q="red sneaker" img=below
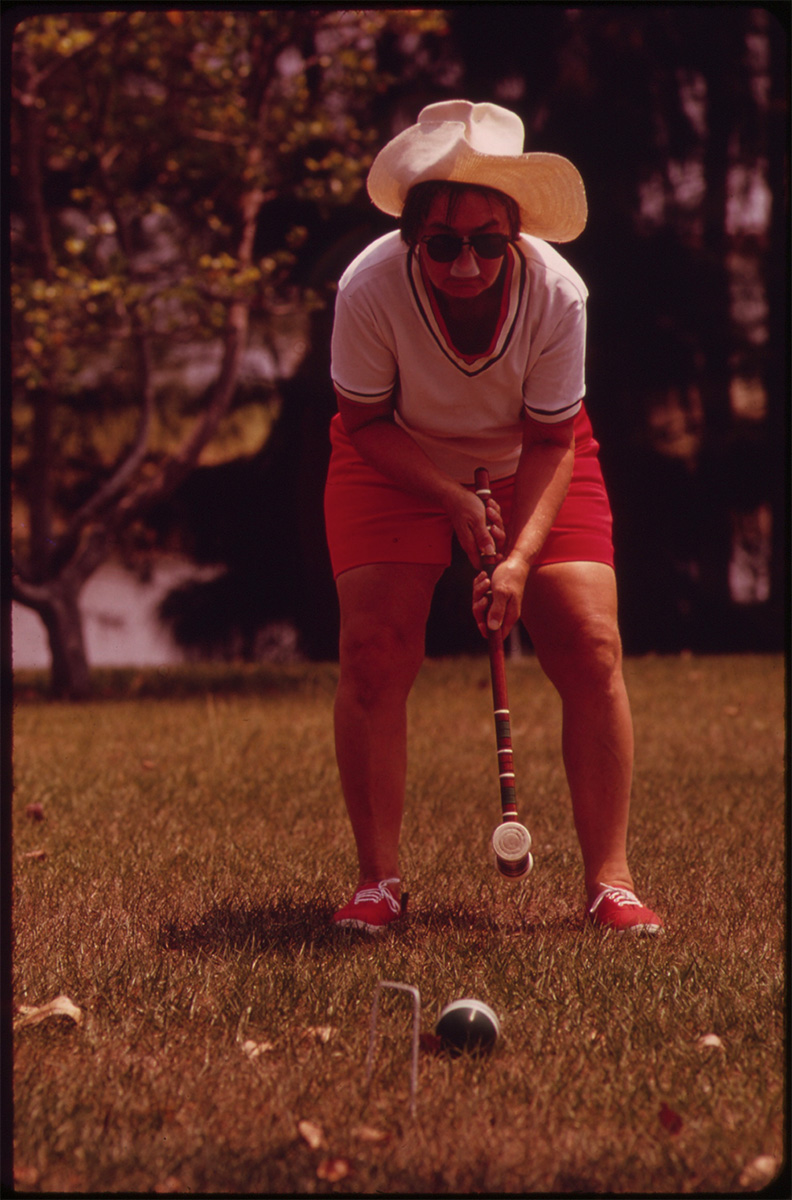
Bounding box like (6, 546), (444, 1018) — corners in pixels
(332, 878), (404, 933)
(587, 885), (663, 934)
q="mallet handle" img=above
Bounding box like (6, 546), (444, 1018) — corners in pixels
(474, 467), (518, 824)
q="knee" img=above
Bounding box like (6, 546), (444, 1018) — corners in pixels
(537, 616), (624, 699)
(339, 619), (424, 705)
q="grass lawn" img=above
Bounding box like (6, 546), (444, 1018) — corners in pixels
(11, 654), (787, 1194)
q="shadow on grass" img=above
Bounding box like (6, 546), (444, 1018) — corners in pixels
(159, 898), (339, 955)
(159, 897), (581, 955)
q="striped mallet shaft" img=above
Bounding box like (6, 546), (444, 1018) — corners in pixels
(474, 467), (518, 823)
(475, 468), (533, 880)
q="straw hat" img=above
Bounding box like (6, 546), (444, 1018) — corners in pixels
(367, 100), (587, 243)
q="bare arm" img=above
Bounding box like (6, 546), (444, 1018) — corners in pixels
(506, 413), (575, 562)
(474, 414), (575, 637)
(338, 394), (501, 565)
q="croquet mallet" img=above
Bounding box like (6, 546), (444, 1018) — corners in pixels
(474, 466), (534, 880)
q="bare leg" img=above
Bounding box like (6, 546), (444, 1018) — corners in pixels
(334, 563), (443, 888)
(522, 562), (635, 904)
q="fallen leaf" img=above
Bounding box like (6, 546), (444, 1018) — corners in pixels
(24, 849), (48, 862)
(13, 1165), (40, 1186)
(303, 1025), (337, 1044)
(298, 1119), (326, 1150)
(317, 1157), (352, 1182)
(241, 1038), (275, 1060)
(697, 1033), (724, 1049)
(154, 1177), (183, 1194)
(295, 1025), (339, 1060)
(352, 1124), (390, 1144)
(14, 995), (82, 1030)
(658, 1102), (683, 1134)
(25, 804), (45, 822)
(739, 1155), (779, 1189)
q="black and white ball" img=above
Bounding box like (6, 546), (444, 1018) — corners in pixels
(435, 998), (500, 1056)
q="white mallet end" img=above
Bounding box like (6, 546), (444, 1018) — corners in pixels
(491, 822), (533, 879)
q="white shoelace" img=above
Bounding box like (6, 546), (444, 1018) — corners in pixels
(589, 885), (641, 915)
(354, 877), (401, 915)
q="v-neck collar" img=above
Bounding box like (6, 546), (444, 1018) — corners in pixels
(407, 244), (527, 377)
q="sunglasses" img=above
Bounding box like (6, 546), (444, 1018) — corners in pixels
(420, 233), (512, 263)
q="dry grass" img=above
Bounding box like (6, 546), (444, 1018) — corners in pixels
(11, 654), (787, 1194)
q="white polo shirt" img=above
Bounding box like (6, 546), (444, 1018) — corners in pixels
(331, 231), (588, 482)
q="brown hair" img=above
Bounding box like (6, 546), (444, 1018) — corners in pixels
(400, 180), (521, 245)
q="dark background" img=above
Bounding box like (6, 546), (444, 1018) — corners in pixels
(153, 6), (787, 662)
(13, 6), (789, 668)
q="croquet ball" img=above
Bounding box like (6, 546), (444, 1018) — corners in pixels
(435, 998), (500, 1056)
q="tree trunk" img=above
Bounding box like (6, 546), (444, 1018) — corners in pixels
(33, 583), (92, 701)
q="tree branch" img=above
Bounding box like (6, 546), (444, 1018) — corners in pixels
(112, 295), (250, 522)
(59, 326), (156, 548)
(82, 123), (273, 533)
(27, 14), (129, 95)
(48, 152), (157, 565)
(11, 570), (54, 614)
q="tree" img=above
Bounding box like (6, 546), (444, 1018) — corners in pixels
(11, 9), (448, 695)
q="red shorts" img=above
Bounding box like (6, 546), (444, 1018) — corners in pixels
(324, 406), (614, 579)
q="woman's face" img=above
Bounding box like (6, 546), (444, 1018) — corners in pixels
(417, 190), (513, 301)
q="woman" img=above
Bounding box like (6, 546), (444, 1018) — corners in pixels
(324, 101), (662, 935)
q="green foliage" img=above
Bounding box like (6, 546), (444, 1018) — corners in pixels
(12, 655), (786, 1193)
(10, 9), (452, 698)
(11, 9), (448, 479)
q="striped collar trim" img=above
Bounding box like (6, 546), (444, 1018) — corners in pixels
(407, 244), (526, 376)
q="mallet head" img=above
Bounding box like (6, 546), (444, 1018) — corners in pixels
(491, 822), (533, 879)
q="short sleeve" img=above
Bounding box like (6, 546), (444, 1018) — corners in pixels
(330, 285), (398, 405)
(522, 299), (586, 424)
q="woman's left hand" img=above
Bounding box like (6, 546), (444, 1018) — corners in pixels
(472, 554), (529, 640)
